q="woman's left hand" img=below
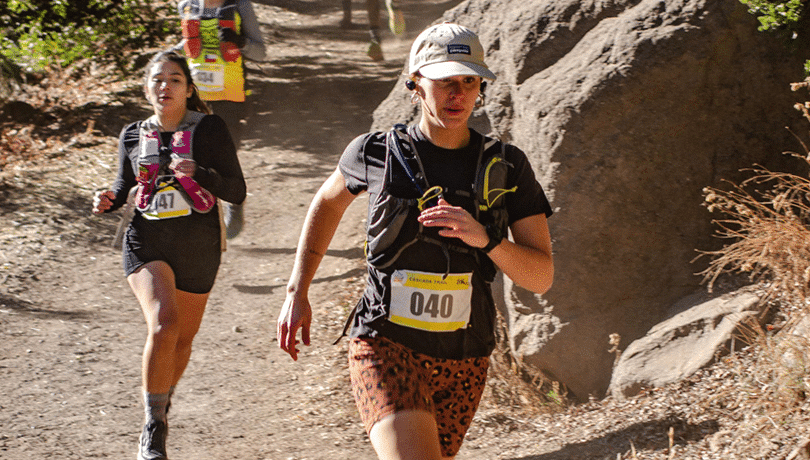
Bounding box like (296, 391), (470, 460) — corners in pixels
(170, 157), (197, 178)
(417, 198), (489, 248)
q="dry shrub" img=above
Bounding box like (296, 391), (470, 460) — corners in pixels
(701, 165), (810, 303)
(735, 315), (810, 402)
(484, 311), (570, 415)
(701, 315), (810, 455)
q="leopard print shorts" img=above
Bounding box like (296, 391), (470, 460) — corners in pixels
(348, 336), (489, 458)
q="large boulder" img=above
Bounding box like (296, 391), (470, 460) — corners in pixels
(371, 0), (810, 400)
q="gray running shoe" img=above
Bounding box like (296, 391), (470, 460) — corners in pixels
(137, 419), (168, 460)
(224, 201), (244, 239)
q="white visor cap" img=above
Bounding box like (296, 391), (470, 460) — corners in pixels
(408, 22), (496, 81)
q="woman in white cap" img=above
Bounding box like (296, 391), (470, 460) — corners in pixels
(277, 22), (553, 459)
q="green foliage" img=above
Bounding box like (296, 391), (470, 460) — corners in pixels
(739, 0), (809, 74)
(545, 390), (563, 405)
(0, 0), (175, 73)
(740, 0), (805, 31)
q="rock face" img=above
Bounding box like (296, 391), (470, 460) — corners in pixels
(608, 286), (763, 400)
(371, 0), (810, 400)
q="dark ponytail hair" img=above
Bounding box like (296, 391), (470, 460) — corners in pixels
(144, 50), (211, 115)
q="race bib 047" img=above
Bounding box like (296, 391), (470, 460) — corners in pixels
(141, 183), (192, 220)
(388, 270), (473, 332)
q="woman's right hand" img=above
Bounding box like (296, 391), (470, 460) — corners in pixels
(92, 190), (116, 215)
(277, 292), (312, 361)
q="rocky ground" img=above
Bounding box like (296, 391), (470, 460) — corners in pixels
(3, 0), (810, 459)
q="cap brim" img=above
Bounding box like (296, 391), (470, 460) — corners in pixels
(418, 61), (497, 81)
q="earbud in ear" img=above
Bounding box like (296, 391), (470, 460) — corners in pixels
(405, 79), (416, 91)
(480, 80), (487, 92)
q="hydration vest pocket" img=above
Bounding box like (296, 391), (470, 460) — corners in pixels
(218, 20), (242, 62)
(365, 192), (421, 268)
(476, 154), (516, 211)
(182, 19), (202, 58)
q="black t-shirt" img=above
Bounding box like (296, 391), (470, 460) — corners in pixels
(339, 126), (552, 359)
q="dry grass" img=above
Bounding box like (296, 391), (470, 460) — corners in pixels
(483, 311), (571, 416)
(700, 161), (810, 303)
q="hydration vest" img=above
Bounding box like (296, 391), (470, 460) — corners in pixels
(181, 0), (246, 102)
(364, 124), (516, 282)
(137, 111), (214, 218)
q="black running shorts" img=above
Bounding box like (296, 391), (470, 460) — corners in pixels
(122, 217), (221, 294)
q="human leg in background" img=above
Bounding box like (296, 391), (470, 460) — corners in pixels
(341, 0), (353, 28)
(363, 0), (404, 60)
(207, 100), (247, 239)
(385, 0), (405, 36)
(128, 261), (209, 460)
(364, 0), (384, 61)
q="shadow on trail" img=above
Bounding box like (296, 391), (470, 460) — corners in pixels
(231, 245), (363, 260)
(253, 0), (336, 16)
(233, 283), (284, 295)
(244, 68), (400, 158)
(0, 294), (90, 320)
(233, 267), (365, 294)
(507, 416), (719, 460)
(245, 159), (335, 184)
(1, 178), (118, 246)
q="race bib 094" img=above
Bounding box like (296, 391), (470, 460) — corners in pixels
(190, 62), (225, 93)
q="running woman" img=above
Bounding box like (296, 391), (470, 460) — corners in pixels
(92, 50), (246, 460)
(277, 23), (554, 459)
(175, 0), (265, 239)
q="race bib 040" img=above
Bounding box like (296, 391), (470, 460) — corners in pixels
(388, 270), (473, 332)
